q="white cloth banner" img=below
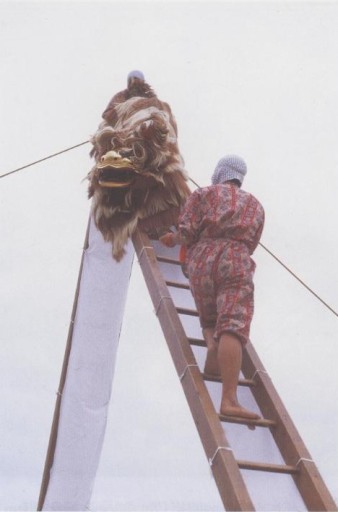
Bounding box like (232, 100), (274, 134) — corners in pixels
(43, 218), (134, 510)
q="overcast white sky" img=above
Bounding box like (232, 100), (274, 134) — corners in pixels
(1, 1), (338, 510)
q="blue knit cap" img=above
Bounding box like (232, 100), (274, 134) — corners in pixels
(127, 70), (145, 81)
(211, 155), (247, 186)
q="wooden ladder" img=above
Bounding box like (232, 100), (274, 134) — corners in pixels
(132, 228), (337, 512)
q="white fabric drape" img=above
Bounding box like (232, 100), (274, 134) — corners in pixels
(43, 218), (134, 510)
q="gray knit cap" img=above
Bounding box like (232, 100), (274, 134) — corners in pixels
(211, 155), (247, 186)
(127, 70), (145, 81)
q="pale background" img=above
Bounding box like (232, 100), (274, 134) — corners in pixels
(0, 0), (337, 510)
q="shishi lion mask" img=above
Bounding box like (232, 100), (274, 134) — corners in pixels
(87, 96), (191, 261)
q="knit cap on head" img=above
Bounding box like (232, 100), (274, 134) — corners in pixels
(127, 70), (145, 81)
(211, 155), (247, 186)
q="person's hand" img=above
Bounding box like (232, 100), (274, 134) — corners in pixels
(159, 232), (176, 247)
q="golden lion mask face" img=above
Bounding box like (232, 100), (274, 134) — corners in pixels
(88, 96), (190, 261)
(96, 151), (139, 189)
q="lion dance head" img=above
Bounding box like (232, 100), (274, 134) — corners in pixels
(87, 95), (191, 261)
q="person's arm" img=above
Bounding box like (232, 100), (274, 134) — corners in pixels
(248, 206), (265, 254)
(160, 189), (203, 247)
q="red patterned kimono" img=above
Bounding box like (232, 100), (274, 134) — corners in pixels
(178, 183), (264, 345)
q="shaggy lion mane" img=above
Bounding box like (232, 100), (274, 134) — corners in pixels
(88, 93), (190, 261)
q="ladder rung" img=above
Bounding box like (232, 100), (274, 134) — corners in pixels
(188, 337), (205, 347)
(220, 414), (276, 429)
(203, 373), (256, 388)
(157, 256), (181, 265)
(165, 280), (190, 290)
(237, 459), (299, 474)
(176, 306), (199, 316)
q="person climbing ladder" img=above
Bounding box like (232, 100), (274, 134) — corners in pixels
(160, 155), (265, 420)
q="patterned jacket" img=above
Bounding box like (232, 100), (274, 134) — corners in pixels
(178, 183), (265, 256)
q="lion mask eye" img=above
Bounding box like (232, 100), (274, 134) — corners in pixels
(119, 149), (134, 159)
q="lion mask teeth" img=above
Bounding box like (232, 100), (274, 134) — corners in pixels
(96, 150), (137, 170)
(96, 150), (140, 189)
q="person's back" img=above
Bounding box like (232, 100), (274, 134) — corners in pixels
(102, 70), (157, 125)
(179, 183), (264, 256)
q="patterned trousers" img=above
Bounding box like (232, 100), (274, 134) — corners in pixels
(186, 239), (256, 345)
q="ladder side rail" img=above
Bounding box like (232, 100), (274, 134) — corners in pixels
(132, 229), (255, 512)
(242, 343), (337, 511)
(142, 245), (338, 511)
